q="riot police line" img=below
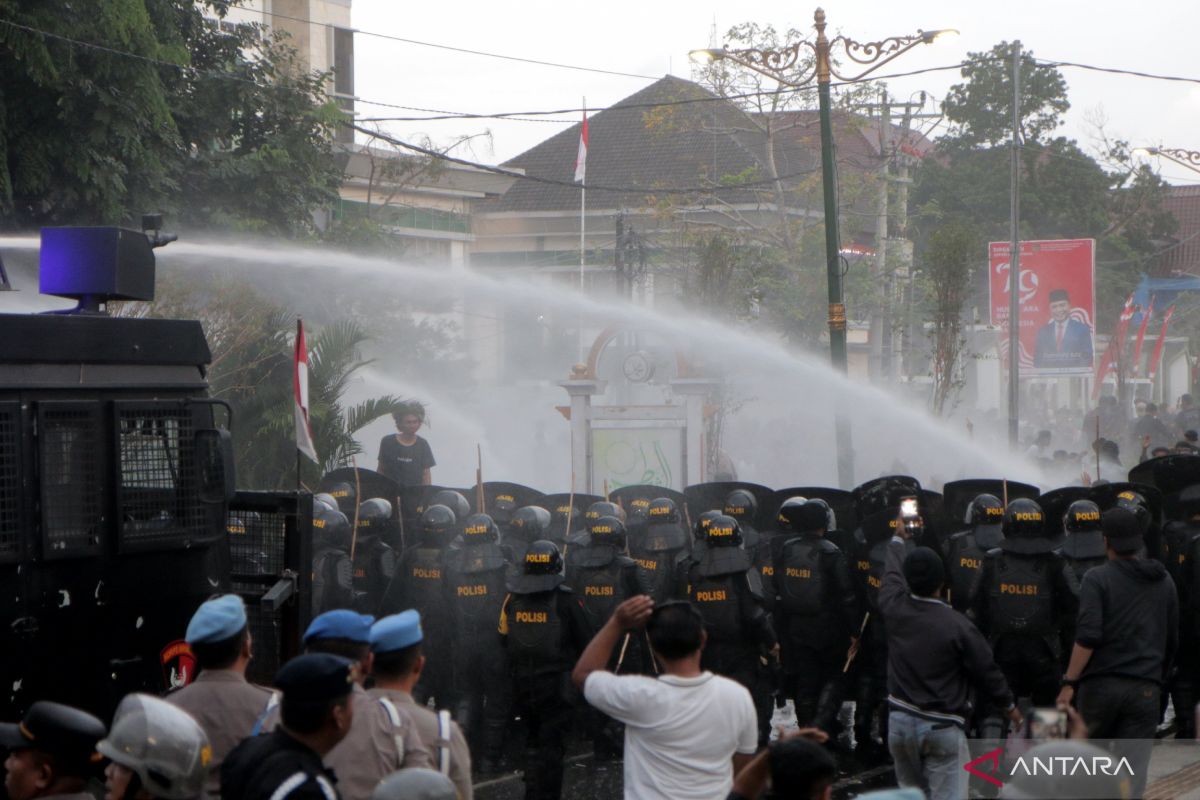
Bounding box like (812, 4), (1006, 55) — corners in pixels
(299, 455), (1200, 783)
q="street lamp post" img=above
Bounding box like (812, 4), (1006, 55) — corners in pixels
(1135, 147), (1200, 176)
(692, 9), (954, 488)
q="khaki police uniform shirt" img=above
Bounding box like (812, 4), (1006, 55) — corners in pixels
(368, 687), (472, 800)
(262, 683), (431, 800)
(165, 668), (272, 800)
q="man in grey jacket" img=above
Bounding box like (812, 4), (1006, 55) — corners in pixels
(882, 516), (1019, 800)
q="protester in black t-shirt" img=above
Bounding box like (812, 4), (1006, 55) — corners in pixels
(377, 403), (435, 488)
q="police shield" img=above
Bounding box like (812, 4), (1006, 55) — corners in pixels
(942, 479), (1040, 533)
(475, 482), (545, 527)
(764, 487), (857, 536)
(1129, 454), (1200, 520)
(852, 475), (921, 521)
(321, 468), (402, 546)
(541, 493), (603, 544)
(684, 482), (773, 526)
(1038, 487), (1093, 537)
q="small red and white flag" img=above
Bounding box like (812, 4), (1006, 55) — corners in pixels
(1148, 305), (1176, 383)
(294, 318), (319, 464)
(573, 111), (588, 183)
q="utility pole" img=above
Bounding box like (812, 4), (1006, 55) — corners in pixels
(868, 87), (890, 384)
(615, 214), (626, 298)
(887, 97), (921, 382)
(1007, 42), (1022, 447)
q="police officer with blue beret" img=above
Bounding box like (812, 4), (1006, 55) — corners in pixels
(368, 611), (473, 800)
(165, 594), (271, 799)
(222, 653), (355, 800)
(1, 701), (107, 800)
(258, 611), (430, 800)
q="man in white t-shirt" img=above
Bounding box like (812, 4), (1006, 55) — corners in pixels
(572, 596), (758, 800)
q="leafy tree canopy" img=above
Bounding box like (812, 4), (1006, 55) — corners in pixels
(0, 0), (342, 235)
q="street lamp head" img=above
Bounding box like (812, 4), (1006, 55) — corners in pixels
(1132, 147), (1159, 157)
(688, 48), (727, 63)
(920, 28), (959, 44)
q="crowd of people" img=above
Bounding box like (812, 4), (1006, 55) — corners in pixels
(6, 461), (1197, 800)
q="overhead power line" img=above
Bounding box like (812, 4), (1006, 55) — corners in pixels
(348, 123), (828, 195)
(252, 8), (657, 80)
(1035, 58), (1200, 85)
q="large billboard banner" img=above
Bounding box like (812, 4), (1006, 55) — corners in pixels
(989, 239), (1096, 376)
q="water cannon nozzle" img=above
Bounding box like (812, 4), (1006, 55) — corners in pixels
(141, 213), (177, 249)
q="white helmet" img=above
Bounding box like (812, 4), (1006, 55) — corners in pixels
(97, 694), (210, 800)
(371, 769), (456, 800)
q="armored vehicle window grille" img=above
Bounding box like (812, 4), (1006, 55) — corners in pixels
(115, 405), (204, 551)
(38, 404), (103, 558)
(0, 403), (20, 562)
(228, 508), (288, 682)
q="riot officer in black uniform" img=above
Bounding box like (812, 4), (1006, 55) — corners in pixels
(686, 514), (778, 746)
(382, 503), (456, 707)
(567, 515), (649, 759)
(1163, 496), (1200, 738)
(851, 510), (903, 756)
(629, 498), (690, 603)
(1057, 500), (1106, 674)
(443, 513), (514, 766)
(312, 505), (355, 615)
(943, 494), (1005, 614)
(774, 500), (859, 732)
(972, 498), (1075, 710)
(507, 505), (552, 565)
(327, 481), (357, 517)
(352, 498), (397, 615)
(498, 541), (591, 800)
(578, 501), (625, 549)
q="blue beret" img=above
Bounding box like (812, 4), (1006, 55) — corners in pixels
(304, 609), (375, 644)
(275, 654), (355, 702)
(370, 610), (423, 653)
(186, 595), (247, 645)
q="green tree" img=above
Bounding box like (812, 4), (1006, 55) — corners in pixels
(118, 274), (408, 489)
(922, 221), (979, 415)
(0, 1), (341, 234)
(912, 43), (1176, 331)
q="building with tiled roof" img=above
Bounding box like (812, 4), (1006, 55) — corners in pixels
(1158, 185), (1200, 277)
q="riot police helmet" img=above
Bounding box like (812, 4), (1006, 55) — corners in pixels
(998, 498), (1060, 555)
(313, 506), (352, 552)
(781, 500), (831, 535)
(522, 539), (564, 575)
(588, 516), (627, 549)
(510, 505), (552, 541)
(807, 498), (837, 532)
(327, 482), (357, 516)
(695, 509), (723, 541)
(419, 504), (457, 545)
(462, 513), (500, 543)
(704, 514), (743, 547)
(357, 498), (393, 530)
(313, 493), (338, 514)
(430, 490), (470, 523)
(1115, 490), (1152, 535)
(643, 498), (688, 551)
(371, 768), (456, 800)
(646, 497), (681, 525)
(1002, 498), (1045, 539)
(96, 694), (209, 800)
(723, 489), (759, 522)
(586, 500), (626, 523)
(775, 496), (808, 532)
(1063, 500), (1102, 535)
(965, 493), (1004, 527)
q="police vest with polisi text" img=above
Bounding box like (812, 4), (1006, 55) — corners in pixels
(775, 536), (828, 616)
(987, 551), (1057, 638)
(505, 589), (568, 673)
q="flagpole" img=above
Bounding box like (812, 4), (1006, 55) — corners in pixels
(580, 98), (587, 360)
(297, 317), (303, 492)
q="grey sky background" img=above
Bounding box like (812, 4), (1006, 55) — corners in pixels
(350, 0), (1200, 185)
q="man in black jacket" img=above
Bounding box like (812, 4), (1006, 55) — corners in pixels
(1057, 507), (1178, 797)
(882, 516), (1019, 800)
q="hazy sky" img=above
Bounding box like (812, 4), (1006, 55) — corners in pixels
(350, 0), (1200, 184)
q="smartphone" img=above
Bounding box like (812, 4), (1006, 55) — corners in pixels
(899, 496), (919, 519)
(1027, 707), (1067, 740)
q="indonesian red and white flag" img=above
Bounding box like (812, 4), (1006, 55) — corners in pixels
(573, 111), (588, 183)
(1130, 299), (1154, 377)
(1093, 293), (1135, 399)
(1148, 305), (1176, 383)
(294, 318), (319, 464)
